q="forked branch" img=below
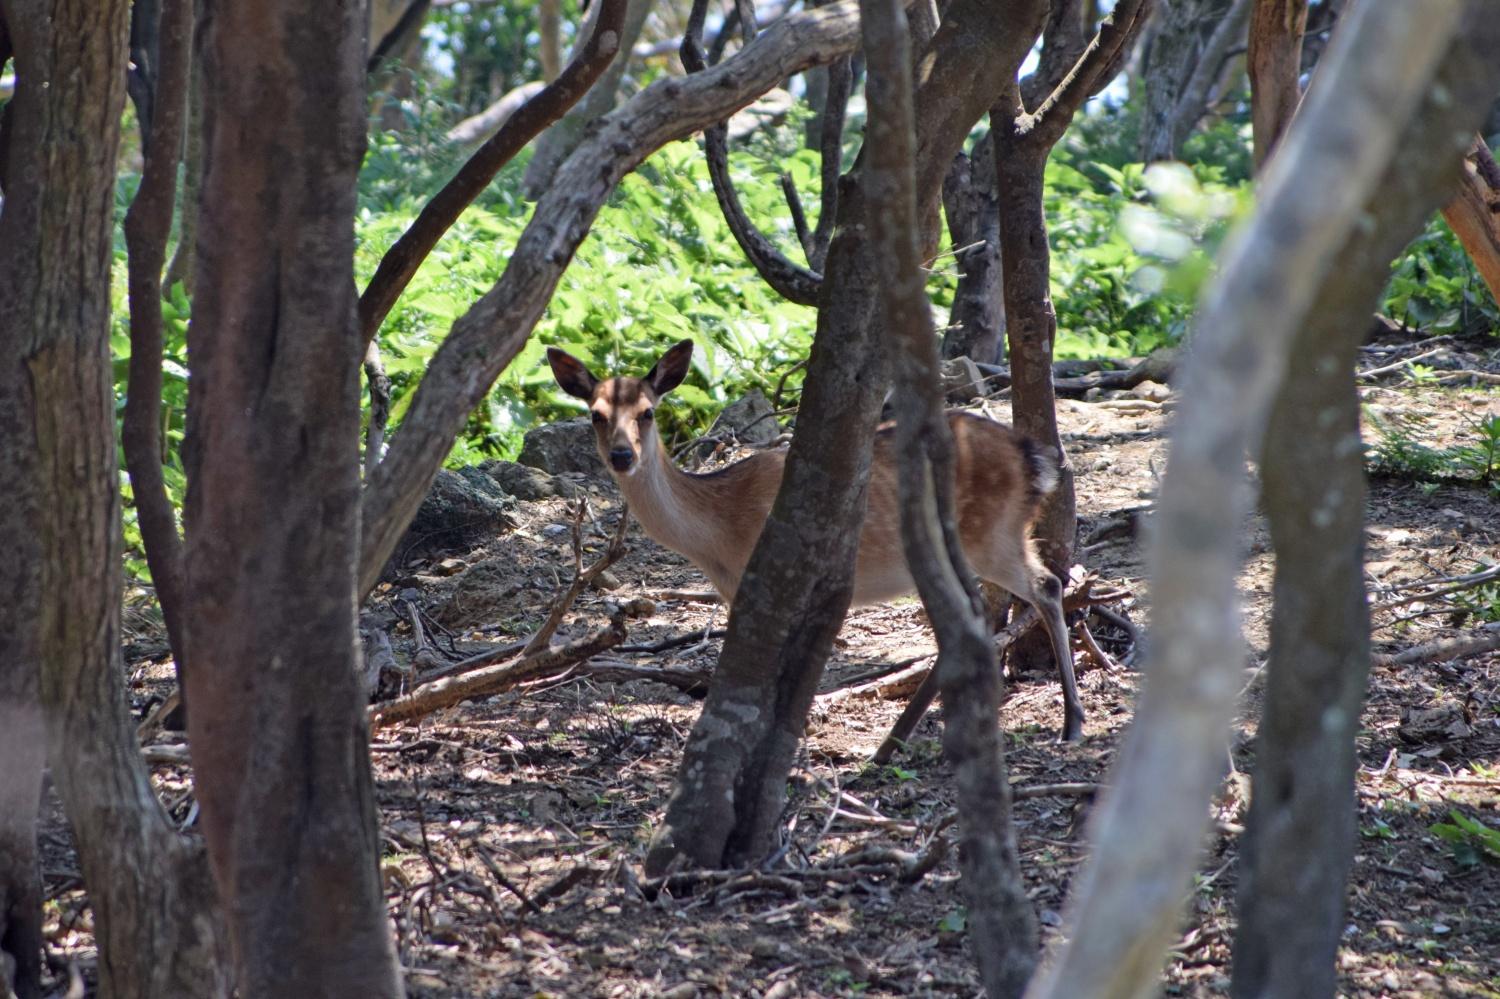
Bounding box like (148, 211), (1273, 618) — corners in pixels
(356, 0), (628, 350)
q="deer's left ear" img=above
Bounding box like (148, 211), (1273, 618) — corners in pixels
(645, 339), (693, 397)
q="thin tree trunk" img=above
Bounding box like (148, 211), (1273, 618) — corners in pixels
(1025, 6), (1483, 997)
(540, 0), (561, 82)
(184, 1), (401, 994)
(1233, 11), (1500, 996)
(643, 0), (1050, 876)
(1439, 137), (1500, 307)
(1247, 0), (1307, 170)
(0, 1), (229, 996)
(862, 1), (1038, 992)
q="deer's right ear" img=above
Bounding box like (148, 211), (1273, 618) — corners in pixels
(548, 348), (598, 401)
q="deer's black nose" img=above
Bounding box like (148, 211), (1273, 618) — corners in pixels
(609, 448), (634, 472)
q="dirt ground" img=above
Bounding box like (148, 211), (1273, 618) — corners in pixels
(38, 334), (1500, 997)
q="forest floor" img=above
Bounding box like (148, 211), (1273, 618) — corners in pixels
(38, 332), (1500, 997)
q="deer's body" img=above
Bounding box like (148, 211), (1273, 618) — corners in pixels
(548, 341), (1083, 740)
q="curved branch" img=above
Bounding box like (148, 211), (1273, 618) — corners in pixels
(444, 81), (546, 146)
(1024, 0), (1151, 146)
(357, 0), (628, 348)
(357, 0), (864, 597)
(122, 0), (193, 666)
(682, 0), (823, 305)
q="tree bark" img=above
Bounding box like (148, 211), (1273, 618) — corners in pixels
(1247, 0), (1307, 170)
(122, 0), (192, 676)
(642, 0), (1051, 877)
(862, 1), (1038, 992)
(0, 1), (229, 996)
(184, 1), (401, 994)
(1139, 0), (1249, 162)
(1233, 12), (1500, 997)
(941, 133), (1005, 365)
(1024, 5), (1484, 997)
(1439, 137), (1500, 308)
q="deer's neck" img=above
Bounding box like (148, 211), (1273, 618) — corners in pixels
(612, 439), (750, 595)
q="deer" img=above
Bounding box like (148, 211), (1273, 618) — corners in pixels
(547, 340), (1084, 741)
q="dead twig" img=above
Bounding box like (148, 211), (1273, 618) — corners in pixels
(522, 503), (631, 655)
(618, 628), (729, 653)
(1370, 562), (1500, 612)
(473, 842), (544, 917)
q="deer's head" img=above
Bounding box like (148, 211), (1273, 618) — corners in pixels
(547, 340), (693, 476)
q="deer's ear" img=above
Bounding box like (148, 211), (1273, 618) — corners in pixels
(548, 348), (599, 401)
(645, 340), (693, 397)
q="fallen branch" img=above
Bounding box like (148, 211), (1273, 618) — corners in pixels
(1373, 622), (1500, 667)
(1370, 563), (1500, 613)
(369, 599), (654, 729)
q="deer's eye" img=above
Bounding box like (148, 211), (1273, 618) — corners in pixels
(639, 408), (655, 423)
(590, 411), (606, 425)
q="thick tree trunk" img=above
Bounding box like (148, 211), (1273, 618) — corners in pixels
(644, 0), (1051, 875)
(1140, 0), (1249, 162)
(862, 2), (1038, 992)
(1439, 137), (1500, 307)
(1247, 0), (1307, 170)
(942, 134), (1005, 365)
(184, 1), (402, 995)
(1233, 13), (1500, 997)
(0, 2), (229, 996)
(1025, 6), (1487, 997)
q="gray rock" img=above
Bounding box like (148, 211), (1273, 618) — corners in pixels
(517, 417), (605, 477)
(391, 466), (516, 571)
(694, 390), (780, 461)
(482, 459), (580, 500)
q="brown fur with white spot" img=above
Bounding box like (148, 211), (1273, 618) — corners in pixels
(547, 340), (1082, 740)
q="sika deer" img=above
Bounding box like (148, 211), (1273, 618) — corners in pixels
(547, 340), (1083, 740)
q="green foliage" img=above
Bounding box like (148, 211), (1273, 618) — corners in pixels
(1367, 411), (1500, 494)
(1430, 810), (1500, 867)
(1385, 216), (1500, 336)
(420, 0), (581, 117)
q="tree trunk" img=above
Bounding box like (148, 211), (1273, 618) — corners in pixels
(1024, 6), (1486, 997)
(183, 1), (402, 994)
(0, 1), (229, 996)
(1139, 0), (1249, 162)
(1233, 12), (1500, 997)
(942, 133), (1006, 365)
(520, 0), (654, 197)
(1439, 137), (1500, 307)
(1247, 0), (1307, 170)
(994, 135), (1075, 577)
(643, 0), (1051, 876)
(862, 2), (1038, 991)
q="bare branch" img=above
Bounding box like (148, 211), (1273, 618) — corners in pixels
(521, 504), (631, 655)
(357, 0), (628, 349)
(444, 81), (546, 146)
(121, 0), (193, 666)
(683, 0), (823, 304)
(1024, 0), (1152, 146)
(357, 0), (864, 598)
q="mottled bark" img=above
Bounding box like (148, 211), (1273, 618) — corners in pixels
(862, 1), (1038, 992)
(184, 0), (401, 994)
(1025, 6), (1479, 998)
(1233, 12), (1500, 997)
(0, 1), (228, 996)
(122, 0), (192, 673)
(357, 2), (868, 600)
(941, 133), (1005, 365)
(1440, 137), (1500, 307)
(520, 0), (654, 197)
(1139, 0), (1249, 162)
(643, 0), (1051, 876)
(1247, 0), (1307, 170)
